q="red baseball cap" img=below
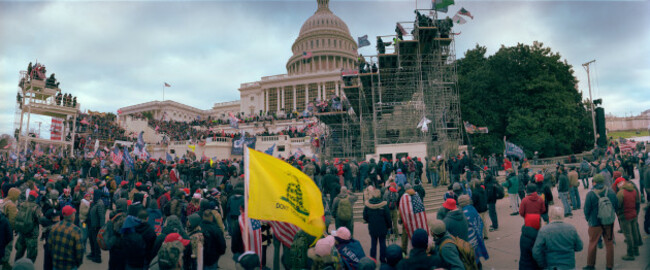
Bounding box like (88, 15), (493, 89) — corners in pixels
(442, 198), (457, 210)
(62, 205), (76, 217)
(164, 232), (190, 246)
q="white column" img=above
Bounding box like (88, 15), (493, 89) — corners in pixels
(276, 88), (281, 112)
(317, 83), (322, 101)
(326, 56), (330, 71)
(335, 81), (340, 96)
(291, 85), (298, 111)
(305, 84), (309, 107)
(281, 88), (285, 111)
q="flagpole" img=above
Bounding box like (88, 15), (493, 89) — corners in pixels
(162, 84), (165, 101)
(243, 146), (251, 253)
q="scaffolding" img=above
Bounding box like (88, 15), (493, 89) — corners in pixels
(14, 63), (79, 159)
(316, 9), (462, 160)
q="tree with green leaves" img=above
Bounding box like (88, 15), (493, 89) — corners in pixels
(457, 41), (594, 158)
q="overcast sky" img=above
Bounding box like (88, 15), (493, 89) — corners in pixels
(1, 0), (648, 136)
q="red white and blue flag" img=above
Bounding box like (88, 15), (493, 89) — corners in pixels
(239, 214), (263, 264)
(399, 193), (429, 239)
(268, 221), (300, 248)
(111, 147), (123, 165)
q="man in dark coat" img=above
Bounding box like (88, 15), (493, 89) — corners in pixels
(470, 180), (489, 238)
(200, 209), (226, 269)
(363, 189), (392, 263)
(87, 189), (105, 263)
(519, 214), (542, 270)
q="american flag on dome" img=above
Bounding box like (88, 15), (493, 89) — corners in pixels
(302, 51), (313, 59)
(268, 221), (300, 248)
(399, 192), (429, 239)
(239, 214), (263, 264)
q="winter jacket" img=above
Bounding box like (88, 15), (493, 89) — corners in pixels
(396, 248), (434, 270)
(121, 216), (157, 268)
(519, 193), (546, 218)
(519, 225), (541, 270)
(332, 192), (358, 220)
(471, 187), (488, 213)
(3, 188), (19, 228)
(557, 173), (569, 192)
(395, 172), (407, 187)
(584, 185), (619, 227)
(200, 216), (226, 267)
(225, 194), (244, 219)
(502, 174), (519, 194)
(413, 184), (425, 200)
(568, 171), (579, 187)
(88, 200), (106, 229)
(0, 212), (12, 255)
(363, 197), (392, 237)
(532, 221), (583, 269)
(616, 182), (640, 221)
(443, 209), (469, 241)
(484, 179), (499, 204)
(433, 232), (465, 270)
(335, 238), (366, 270)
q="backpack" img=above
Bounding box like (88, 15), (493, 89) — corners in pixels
(441, 236), (478, 270)
(595, 189), (616, 225)
(387, 191), (399, 210)
(97, 212), (126, 250)
(169, 199), (182, 218)
(157, 241), (184, 269)
(495, 183), (505, 200)
(336, 197), (353, 222)
(14, 203), (37, 234)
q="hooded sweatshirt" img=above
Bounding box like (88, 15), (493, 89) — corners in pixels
(443, 209), (469, 241)
(519, 192), (546, 218)
(152, 215), (187, 257)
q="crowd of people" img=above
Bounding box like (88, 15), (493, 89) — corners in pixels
(73, 113), (131, 146)
(0, 137), (648, 270)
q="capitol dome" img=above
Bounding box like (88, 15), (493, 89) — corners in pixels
(286, 0), (358, 75)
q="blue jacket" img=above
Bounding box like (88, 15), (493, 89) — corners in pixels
(336, 238), (366, 270)
(532, 221), (583, 269)
(395, 171), (407, 187)
(584, 185), (619, 227)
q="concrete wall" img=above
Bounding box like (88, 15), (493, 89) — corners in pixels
(606, 116), (650, 131)
(368, 142), (428, 161)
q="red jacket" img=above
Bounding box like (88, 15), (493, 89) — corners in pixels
(519, 193), (546, 218)
(616, 182), (639, 221)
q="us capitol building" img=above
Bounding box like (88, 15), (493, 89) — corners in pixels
(119, 0), (357, 125)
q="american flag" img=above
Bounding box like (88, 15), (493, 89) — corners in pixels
(268, 221), (300, 248)
(111, 147), (123, 165)
(239, 215), (263, 264)
(399, 193), (429, 240)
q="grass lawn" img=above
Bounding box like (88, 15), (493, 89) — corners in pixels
(608, 129), (650, 139)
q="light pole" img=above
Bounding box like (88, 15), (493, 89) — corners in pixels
(583, 60), (597, 148)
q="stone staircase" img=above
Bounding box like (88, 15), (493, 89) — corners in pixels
(351, 184), (449, 223)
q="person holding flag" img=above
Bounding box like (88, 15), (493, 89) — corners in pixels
(398, 183), (429, 253)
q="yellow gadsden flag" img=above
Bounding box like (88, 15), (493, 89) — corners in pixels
(246, 147), (325, 237)
(188, 145), (196, 152)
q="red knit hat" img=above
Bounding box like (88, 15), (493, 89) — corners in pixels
(535, 174), (544, 183)
(614, 177), (626, 188)
(524, 214), (541, 230)
(442, 198), (457, 210)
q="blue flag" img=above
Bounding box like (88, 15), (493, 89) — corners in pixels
(123, 146), (135, 170)
(505, 141), (525, 160)
(166, 152), (173, 163)
(358, 35), (370, 48)
(264, 143), (276, 155)
(137, 131), (145, 150)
